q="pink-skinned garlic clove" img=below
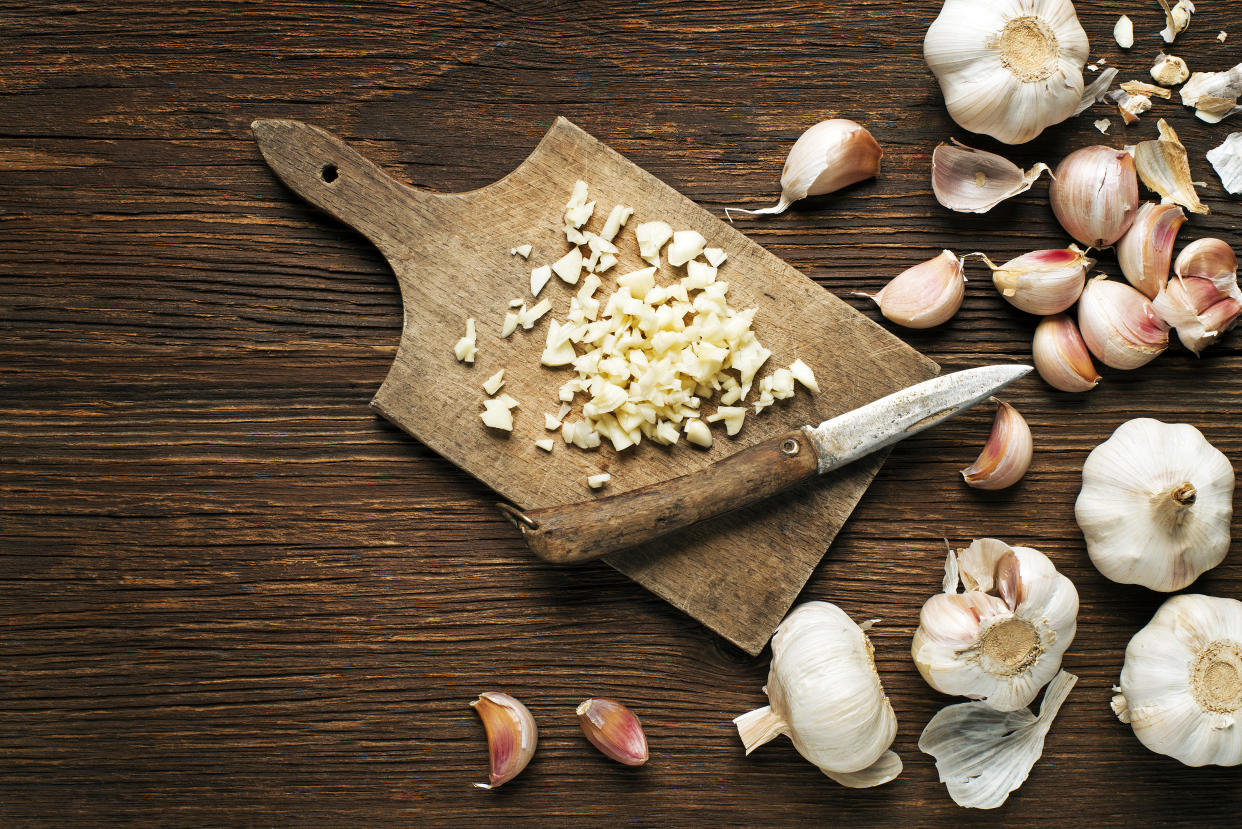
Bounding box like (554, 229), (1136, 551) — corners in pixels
(1153, 276), (1242, 355)
(577, 697), (649, 767)
(1049, 146), (1140, 248)
(1032, 314), (1101, 393)
(1077, 277), (1169, 370)
(962, 401), (1033, 491)
(931, 140), (1051, 214)
(862, 250), (966, 329)
(471, 692), (538, 789)
(1115, 202), (1186, 299)
(986, 246), (1092, 315)
(1175, 238), (1240, 291)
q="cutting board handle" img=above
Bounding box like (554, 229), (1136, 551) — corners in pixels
(252, 119), (440, 260)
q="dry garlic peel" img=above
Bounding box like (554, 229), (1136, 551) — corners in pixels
(931, 140), (1051, 214)
(727, 119), (882, 218)
(1077, 277), (1168, 370)
(912, 539), (1079, 711)
(1032, 313), (1100, 393)
(1076, 418), (1234, 592)
(1116, 202), (1186, 299)
(1113, 594), (1242, 767)
(1158, 0), (1195, 44)
(923, 0), (1089, 145)
(1134, 120), (1209, 216)
(920, 670), (1077, 809)
(734, 602), (901, 788)
(986, 247), (1090, 315)
(470, 692), (538, 789)
(865, 250), (966, 329)
(1049, 146), (1139, 248)
(1180, 63), (1242, 124)
(1207, 132), (1242, 194)
(1074, 67), (1119, 116)
(962, 401), (1033, 490)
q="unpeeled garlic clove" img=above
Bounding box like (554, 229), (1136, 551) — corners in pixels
(1153, 277), (1242, 354)
(1115, 203), (1186, 299)
(577, 697), (649, 767)
(726, 119), (881, 219)
(962, 401), (1032, 490)
(471, 692), (538, 789)
(1114, 15), (1134, 49)
(1175, 237), (1239, 290)
(1077, 276), (1169, 370)
(1134, 120), (1209, 216)
(1049, 146), (1139, 248)
(985, 247), (1091, 315)
(1032, 313), (1101, 393)
(931, 140), (1050, 214)
(863, 250), (965, 329)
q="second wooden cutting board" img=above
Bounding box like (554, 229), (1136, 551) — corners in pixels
(252, 117), (938, 654)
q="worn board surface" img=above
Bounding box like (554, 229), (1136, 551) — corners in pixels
(6, 0), (1242, 826)
(255, 117), (936, 654)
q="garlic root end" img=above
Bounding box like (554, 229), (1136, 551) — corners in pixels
(733, 704), (786, 755)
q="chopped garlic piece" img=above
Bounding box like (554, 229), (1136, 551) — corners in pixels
(768, 368), (796, 400)
(586, 472), (611, 489)
(1094, 118), (1112, 134)
(541, 320), (578, 367)
(707, 406), (746, 436)
(564, 181), (595, 229)
(501, 312), (520, 338)
(480, 398), (514, 431)
(531, 265), (552, 297)
(600, 204), (634, 241)
(683, 260), (717, 290)
(684, 418), (712, 448)
(1220, 31), (1228, 43)
(596, 253), (618, 273)
(482, 369), (505, 395)
(703, 247), (727, 268)
(535, 438), (555, 452)
(586, 233), (619, 257)
(520, 298), (552, 330)
(789, 359), (819, 393)
(552, 247), (583, 285)
(564, 226), (587, 246)
(544, 412), (563, 430)
(616, 266), (657, 299)
(508, 298), (525, 308)
(635, 221), (673, 266)
(454, 318), (477, 363)
(667, 230), (707, 267)
(510, 244), (532, 259)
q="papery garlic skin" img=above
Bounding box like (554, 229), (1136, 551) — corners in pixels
(734, 602), (901, 788)
(1114, 594), (1242, 767)
(1134, 120), (1209, 216)
(471, 692), (538, 789)
(924, 0), (1089, 145)
(1049, 146), (1139, 248)
(1076, 419), (1234, 592)
(727, 120), (881, 218)
(1032, 313), (1100, 392)
(1207, 132), (1242, 195)
(987, 247), (1090, 315)
(962, 401), (1032, 490)
(866, 250), (965, 329)
(1077, 277), (1168, 370)
(913, 540), (1079, 711)
(1115, 202), (1186, 299)
(931, 140), (1051, 213)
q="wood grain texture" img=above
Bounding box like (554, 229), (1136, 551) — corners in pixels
(4, 0), (1242, 826)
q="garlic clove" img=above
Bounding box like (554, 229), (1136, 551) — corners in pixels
(986, 246), (1091, 315)
(1076, 418), (1235, 592)
(864, 250), (965, 329)
(1077, 276), (1168, 370)
(919, 670), (1077, 809)
(1158, 0), (1195, 44)
(1133, 120), (1210, 216)
(1109, 88), (1152, 125)
(1049, 146), (1140, 248)
(1113, 15), (1134, 49)
(1175, 237), (1239, 291)
(962, 401), (1033, 491)
(726, 119), (881, 219)
(470, 691), (538, 789)
(1207, 132), (1242, 195)
(1032, 313), (1101, 393)
(1115, 202), (1186, 299)
(1151, 52), (1190, 86)
(576, 697), (649, 767)
(931, 140), (1050, 214)
(1153, 276), (1242, 355)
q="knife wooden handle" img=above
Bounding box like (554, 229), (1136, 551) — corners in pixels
(501, 429), (819, 565)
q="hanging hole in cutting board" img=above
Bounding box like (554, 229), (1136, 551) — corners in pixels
(320, 163), (338, 183)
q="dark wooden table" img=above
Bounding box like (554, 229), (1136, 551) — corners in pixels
(5, 1), (1242, 825)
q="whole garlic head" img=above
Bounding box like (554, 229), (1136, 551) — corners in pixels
(733, 602), (901, 788)
(1113, 594), (1242, 767)
(1076, 419), (1234, 592)
(913, 539), (1079, 711)
(924, 0), (1089, 144)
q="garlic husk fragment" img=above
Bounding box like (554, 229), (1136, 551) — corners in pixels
(1076, 418), (1234, 592)
(864, 250), (966, 329)
(912, 540), (1079, 711)
(920, 670), (1077, 809)
(931, 140), (1050, 213)
(471, 692), (538, 789)
(1077, 277), (1168, 370)
(1113, 594), (1242, 767)
(1180, 63), (1242, 124)
(1151, 53), (1190, 86)
(962, 401), (1032, 490)
(1134, 120), (1209, 215)
(734, 601), (901, 788)
(1033, 313), (1100, 392)
(986, 246), (1091, 314)
(1158, 0), (1195, 44)
(1115, 202), (1186, 299)
(1049, 146), (1139, 248)
(1073, 67), (1120, 116)
(1113, 15), (1133, 49)
(1207, 132), (1242, 194)
(726, 119), (881, 219)
(1109, 88), (1152, 125)
(923, 0), (1089, 145)
(577, 698), (649, 767)
(1152, 238), (1242, 354)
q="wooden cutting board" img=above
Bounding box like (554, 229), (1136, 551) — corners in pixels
(252, 117), (938, 654)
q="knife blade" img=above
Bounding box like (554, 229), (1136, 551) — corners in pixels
(499, 363), (1031, 565)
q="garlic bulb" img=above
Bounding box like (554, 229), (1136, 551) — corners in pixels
(1115, 202), (1186, 299)
(1076, 418), (1234, 592)
(863, 250), (966, 329)
(1032, 313), (1100, 392)
(920, 670), (1077, 809)
(1077, 277), (1168, 370)
(1049, 146), (1139, 248)
(727, 120), (882, 219)
(912, 539), (1079, 711)
(962, 401), (1033, 490)
(1113, 594), (1242, 767)
(734, 601), (901, 788)
(931, 140), (1050, 213)
(924, 0), (1089, 145)
(985, 246), (1091, 315)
